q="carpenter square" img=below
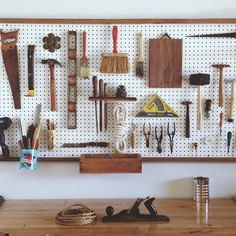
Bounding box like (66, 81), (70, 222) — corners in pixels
(136, 94), (178, 117)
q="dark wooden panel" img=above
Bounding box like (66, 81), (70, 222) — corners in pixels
(149, 38), (182, 88)
(89, 96), (137, 102)
(80, 154), (142, 173)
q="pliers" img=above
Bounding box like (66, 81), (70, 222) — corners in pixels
(143, 123), (151, 148)
(155, 126), (163, 154)
(167, 122), (176, 154)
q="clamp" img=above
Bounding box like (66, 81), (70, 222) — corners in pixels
(167, 122), (176, 154)
(143, 123), (152, 148)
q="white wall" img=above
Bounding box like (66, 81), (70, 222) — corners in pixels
(1, 0), (236, 199)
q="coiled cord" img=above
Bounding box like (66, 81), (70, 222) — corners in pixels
(113, 105), (128, 153)
(55, 204), (96, 226)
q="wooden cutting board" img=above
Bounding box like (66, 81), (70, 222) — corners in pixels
(149, 38), (182, 88)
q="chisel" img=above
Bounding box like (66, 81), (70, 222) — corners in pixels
(26, 45), (35, 96)
(104, 83), (108, 131)
(92, 76), (98, 134)
(99, 79), (104, 132)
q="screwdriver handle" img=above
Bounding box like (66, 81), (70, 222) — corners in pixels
(99, 79), (104, 97)
(220, 112), (224, 135)
(92, 76), (98, 97)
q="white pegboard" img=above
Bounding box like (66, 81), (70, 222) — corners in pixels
(0, 23), (235, 158)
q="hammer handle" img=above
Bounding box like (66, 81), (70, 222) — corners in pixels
(197, 87), (202, 130)
(219, 68), (225, 108)
(186, 105), (190, 138)
(49, 66), (57, 111)
(228, 80), (235, 122)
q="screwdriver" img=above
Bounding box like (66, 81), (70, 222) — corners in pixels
(219, 112), (224, 136)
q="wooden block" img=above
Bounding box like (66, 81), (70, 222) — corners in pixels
(149, 38), (182, 88)
(80, 154), (142, 174)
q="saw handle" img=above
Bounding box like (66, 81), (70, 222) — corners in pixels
(49, 65), (57, 112)
(112, 26), (118, 53)
(0, 29), (19, 49)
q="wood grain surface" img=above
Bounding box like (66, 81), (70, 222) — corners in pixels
(80, 154), (142, 173)
(149, 38), (182, 88)
(1, 199), (236, 236)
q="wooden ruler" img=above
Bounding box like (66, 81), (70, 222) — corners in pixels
(67, 31), (77, 129)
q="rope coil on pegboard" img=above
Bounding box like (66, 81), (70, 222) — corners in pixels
(55, 204), (96, 226)
(113, 105), (128, 153)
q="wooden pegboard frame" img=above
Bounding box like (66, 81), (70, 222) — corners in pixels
(0, 18), (236, 162)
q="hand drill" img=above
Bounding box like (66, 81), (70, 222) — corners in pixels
(0, 117), (12, 158)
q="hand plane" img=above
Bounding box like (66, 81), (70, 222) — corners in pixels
(0, 29), (21, 109)
(102, 197), (169, 222)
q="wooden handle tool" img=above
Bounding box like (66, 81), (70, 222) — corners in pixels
(104, 83), (108, 131)
(219, 112), (224, 136)
(212, 64), (230, 108)
(92, 76), (98, 134)
(99, 79), (104, 132)
(228, 80), (235, 122)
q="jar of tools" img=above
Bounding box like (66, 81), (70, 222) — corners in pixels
(19, 149), (38, 170)
(47, 119), (55, 151)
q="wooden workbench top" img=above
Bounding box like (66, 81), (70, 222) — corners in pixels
(1, 198), (236, 236)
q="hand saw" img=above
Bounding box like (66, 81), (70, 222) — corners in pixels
(0, 29), (21, 109)
(136, 94), (179, 117)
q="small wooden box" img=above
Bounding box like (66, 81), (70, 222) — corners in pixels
(80, 153), (142, 174)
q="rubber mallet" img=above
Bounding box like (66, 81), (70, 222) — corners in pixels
(189, 73), (210, 130)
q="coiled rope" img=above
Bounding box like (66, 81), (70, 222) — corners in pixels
(113, 105), (128, 153)
(55, 204), (96, 226)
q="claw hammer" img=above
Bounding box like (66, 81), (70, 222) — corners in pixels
(42, 59), (62, 111)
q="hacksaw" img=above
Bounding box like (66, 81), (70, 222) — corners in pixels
(136, 94), (179, 117)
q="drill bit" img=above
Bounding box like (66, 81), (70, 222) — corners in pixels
(92, 76), (98, 134)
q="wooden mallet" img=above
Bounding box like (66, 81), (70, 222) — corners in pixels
(212, 64), (230, 108)
(189, 73), (210, 130)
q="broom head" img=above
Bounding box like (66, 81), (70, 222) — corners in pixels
(100, 53), (130, 74)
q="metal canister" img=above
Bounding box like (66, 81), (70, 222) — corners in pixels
(193, 176), (209, 202)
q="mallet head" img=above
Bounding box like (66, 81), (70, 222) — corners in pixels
(189, 73), (210, 86)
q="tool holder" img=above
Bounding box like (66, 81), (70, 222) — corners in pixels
(0, 18), (235, 162)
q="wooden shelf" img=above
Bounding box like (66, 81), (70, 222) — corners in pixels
(80, 154), (142, 173)
(1, 157), (236, 163)
(89, 96), (137, 102)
